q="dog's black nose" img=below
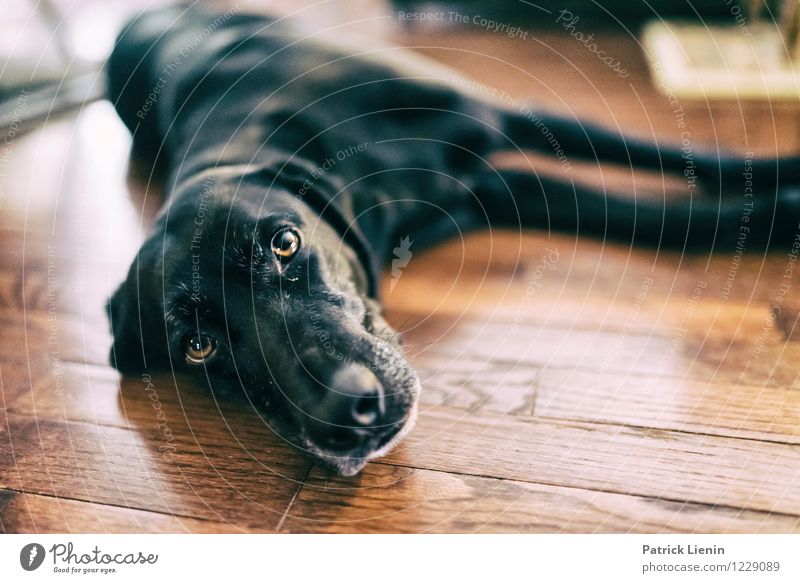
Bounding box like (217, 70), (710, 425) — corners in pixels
(324, 364), (386, 426)
(307, 364), (386, 451)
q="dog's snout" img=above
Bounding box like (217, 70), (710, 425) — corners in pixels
(324, 364), (385, 427)
(306, 364), (388, 451)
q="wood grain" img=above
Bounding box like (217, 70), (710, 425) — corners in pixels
(0, 311), (110, 368)
(281, 463), (800, 533)
(0, 412), (308, 531)
(386, 231), (800, 309)
(394, 306), (800, 389)
(381, 407), (800, 515)
(535, 368), (800, 445)
(0, 489), (251, 533)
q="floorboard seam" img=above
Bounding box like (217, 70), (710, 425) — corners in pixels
(372, 461), (800, 520)
(276, 464), (314, 532)
(0, 487), (254, 530)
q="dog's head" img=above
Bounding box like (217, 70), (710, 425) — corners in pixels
(107, 165), (419, 475)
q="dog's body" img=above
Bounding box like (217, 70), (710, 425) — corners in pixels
(107, 5), (800, 475)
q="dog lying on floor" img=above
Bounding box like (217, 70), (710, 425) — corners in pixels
(106, 5), (800, 475)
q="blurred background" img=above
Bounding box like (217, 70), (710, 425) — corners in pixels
(2, 0), (799, 133)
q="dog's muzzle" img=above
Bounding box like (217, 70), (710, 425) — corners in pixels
(304, 363), (404, 454)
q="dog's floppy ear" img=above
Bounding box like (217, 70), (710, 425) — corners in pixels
(106, 237), (168, 375)
(106, 279), (150, 374)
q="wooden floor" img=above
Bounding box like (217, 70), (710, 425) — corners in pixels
(2, 17), (800, 533)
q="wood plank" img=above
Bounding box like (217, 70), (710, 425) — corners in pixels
(396, 309), (800, 388)
(0, 267), (122, 318)
(1, 360), (67, 410)
(535, 368), (800, 445)
(415, 357), (537, 415)
(379, 406), (800, 515)
(385, 231), (799, 315)
(0, 490), (251, 533)
(0, 412), (309, 531)
(383, 231), (800, 390)
(6, 362), (278, 434)
(5, 362), (129, 427)
(0, 489), (12, 533)
(281, 463), (800, 533)
(0, 220), (142, 267)
(0, 310), (110, 368)
(410, 346), (800, 445)
(388, 280), (774, 344)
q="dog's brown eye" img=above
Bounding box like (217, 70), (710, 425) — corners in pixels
(185, 333), (216, 364)
(271, 228), (300, 261)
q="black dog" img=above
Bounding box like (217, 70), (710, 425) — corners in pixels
(106, 5), (800, 475)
